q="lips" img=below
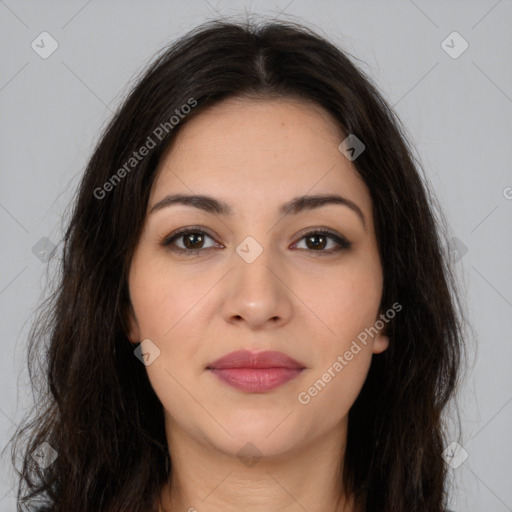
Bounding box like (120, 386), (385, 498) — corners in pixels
(206, 350), (306, 393)
(207, 350), (305, 370)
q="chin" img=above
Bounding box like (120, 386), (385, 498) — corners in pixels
(213, 431), (302, 463)
(204, 410), (306, 459)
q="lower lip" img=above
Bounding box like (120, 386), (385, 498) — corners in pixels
(208, 368), (304, 392)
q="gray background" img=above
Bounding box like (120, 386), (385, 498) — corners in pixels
(1, 1), (511, 510)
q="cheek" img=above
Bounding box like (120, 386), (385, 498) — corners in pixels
(143, 355), (209, 442)
(288, 258), (381, 421)
(129, 259), (210, 430)
(128, 247), (215, 342)
(296, 346), (372, 432)
(128, 249), (215, 418)
(293, 254), (383, 353)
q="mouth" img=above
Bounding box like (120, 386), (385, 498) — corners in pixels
(206, 350), (306, 393)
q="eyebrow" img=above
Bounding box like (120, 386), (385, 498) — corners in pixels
(150, 193), (366, 229)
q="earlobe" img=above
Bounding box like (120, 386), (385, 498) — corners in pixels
(372, 333), (389, 354)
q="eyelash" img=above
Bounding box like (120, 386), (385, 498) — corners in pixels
(160, 226), (352, 257)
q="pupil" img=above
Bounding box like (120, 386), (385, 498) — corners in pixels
(185, 233), (203, 249)
(307, 234), (325, 250)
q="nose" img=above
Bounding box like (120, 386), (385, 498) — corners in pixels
(220, 242), (293, 331)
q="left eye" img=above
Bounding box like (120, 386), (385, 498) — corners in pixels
(293, 230), (350, 253)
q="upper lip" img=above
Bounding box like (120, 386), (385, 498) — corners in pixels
(206, 350), (306, 370)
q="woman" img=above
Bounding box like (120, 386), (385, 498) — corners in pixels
(11, 17), (465, 512)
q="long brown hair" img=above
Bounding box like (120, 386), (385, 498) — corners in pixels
(10, 18), (467, 512)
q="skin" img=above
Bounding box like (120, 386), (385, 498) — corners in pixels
(126, 97), (389, 512)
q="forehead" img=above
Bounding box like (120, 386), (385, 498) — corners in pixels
(151, 97), (372, 221)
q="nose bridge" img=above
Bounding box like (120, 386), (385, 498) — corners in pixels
(235, 235), (277, 287)
(221, 233), (292, 328)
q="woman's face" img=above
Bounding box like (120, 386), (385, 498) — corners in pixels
(127, 97), (388, 459)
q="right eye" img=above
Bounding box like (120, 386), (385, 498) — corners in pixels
(160, 227), (222, 256)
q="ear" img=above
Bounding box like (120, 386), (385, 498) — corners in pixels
(124, 302), (141, 344)
(372, 332), (389, 354)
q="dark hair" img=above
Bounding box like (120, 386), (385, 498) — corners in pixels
(10, 17), (467, 512)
